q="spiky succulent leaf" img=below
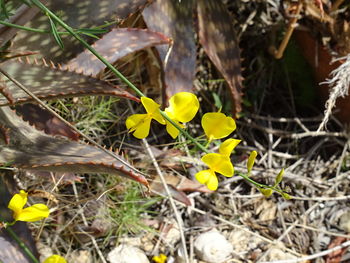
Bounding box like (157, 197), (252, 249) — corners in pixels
(0, 58), (139, 106)
(0, 106), (148, 186)
(65, 28), (170, 76)
(11, 0), (151, 63)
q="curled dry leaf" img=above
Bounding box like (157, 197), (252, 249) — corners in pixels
(143, 0), (196, 99)
(197, 0), (243, 116)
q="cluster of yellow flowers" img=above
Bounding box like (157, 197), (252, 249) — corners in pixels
(126, 92), (249, 191)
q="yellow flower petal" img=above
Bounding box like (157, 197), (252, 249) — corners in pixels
(206, 172), (218, 190)
(201, 153), (234, 177)
(126, 114), (146, 132)
(126, 114), (152, 139)
(247, 151), (257, 173)
(8, 190), (27, 214)
(165, 92), (199, 123)
(195, 169), (212, 185)
(165, 119), (184, 139)
(141, 97), (160, 114)
(195, 169), (218, 190)
(43, 255), (67, 263)
(140, 97), (165, 124)
(14, 203), (50, 222)
(219, 139), (241, 156)
(152, 109), (166, 125)
(152, 253), (167, 263)
(202, 112), (236, 141)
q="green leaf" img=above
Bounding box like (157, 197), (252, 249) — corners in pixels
(259, 188), (273, 197)
(48, 15), (64, 49)
(274, 168), (284, 186)
(0, 0), (9, 19)
(212, 92), (222, 109)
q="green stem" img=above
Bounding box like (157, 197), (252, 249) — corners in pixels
(26, 0), (274, 193)
(0, 20), (109, 35)
(5, 225), (40, 263)
(237, 172), (266, 188)
(0, 20), (49, 33)
(160, 111), (209, 154)
(29, 0), (144, 98)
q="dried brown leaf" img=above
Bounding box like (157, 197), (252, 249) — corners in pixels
(143, 0), (196, 99)
(197, 0), (243, 115)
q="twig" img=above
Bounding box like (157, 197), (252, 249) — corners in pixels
(259, 239), (350, 263)
(72, 182), (107, 263)
(142, 139), (189, 263)
(257, 203), (318, 262)
(273, 1), (302, 59)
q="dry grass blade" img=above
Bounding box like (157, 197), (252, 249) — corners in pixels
(317, 55), (350, 131)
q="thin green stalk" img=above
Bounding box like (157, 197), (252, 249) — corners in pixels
(5, 226), (40, 263)
(159, 111), (209, 153)
(0, 20), (108, 36)
(237, 172), (266, 188)
(29, 0), (144, 98)
(0, 20), (48, 33)
(25, 0), (275, 194)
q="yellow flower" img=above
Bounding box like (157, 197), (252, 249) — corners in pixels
(247, 151), (257, 173)
(164, 92), (199, 139)
(195, 139), (240, 190)
(152, 253), (167, 263)
(201, 112), (236, 142)
(126, 97), (166, 139)
(43, 255), (67, 263)
(8, 190), (49, 222)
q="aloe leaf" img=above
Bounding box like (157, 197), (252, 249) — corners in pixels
(65, 28), (171, 77)
(0, 58), (139, 106)
(15, 103), (79, 141)
(0, 106), (149, 186)
(143, 0), (196, 99)
(11, 0), (150, 63)
(197, 0), (243, 115)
